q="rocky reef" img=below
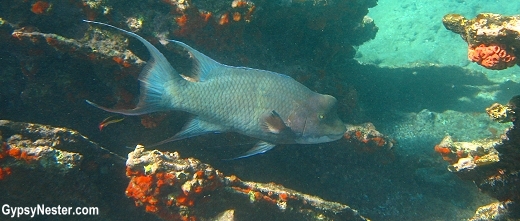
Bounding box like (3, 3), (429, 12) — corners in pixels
(125, 145), (369, 220)
(0, 120), (138, 220)
(0, 120), (378, 220)
(443, 13), (520, 70)
(434, 95), (520, 220)
(0, 2), (383, 218)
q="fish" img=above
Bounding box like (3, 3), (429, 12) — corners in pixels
(84, 20), (346, 159)
(98, 116), (125, 131)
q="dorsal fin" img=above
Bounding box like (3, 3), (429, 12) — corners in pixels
(168, 40), (222, 82)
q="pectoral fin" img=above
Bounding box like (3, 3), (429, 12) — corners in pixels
(261, 111), (297, 142)
(227, 141), (276, 160)
(261, 111), (290, 134)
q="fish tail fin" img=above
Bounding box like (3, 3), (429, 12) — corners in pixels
(84, 20), (184, 115)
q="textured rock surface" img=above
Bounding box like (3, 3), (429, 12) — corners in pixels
(0, 120), (156, 220)
(434, 95), (520, 219)
(125, 145), (369, 220)
(443, 13), (520, 70)
(0, 121), (371, 220)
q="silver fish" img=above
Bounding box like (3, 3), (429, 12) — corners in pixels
(84, 20), (346, 159)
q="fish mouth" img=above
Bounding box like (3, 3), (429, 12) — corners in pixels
(327, 132), (346, 142)
(296, 133), (343, 144)
(297, 122), (346, 144)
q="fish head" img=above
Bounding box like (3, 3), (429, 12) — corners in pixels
(288, 94), (346, 144)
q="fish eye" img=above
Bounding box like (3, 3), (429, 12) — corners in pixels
(318, 114), (324, 119)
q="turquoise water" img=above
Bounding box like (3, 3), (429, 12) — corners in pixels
(356, 0), (520, 83)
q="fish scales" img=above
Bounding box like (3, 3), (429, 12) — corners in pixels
(177, 67), (314, 142)
(84, 21), (346, 159)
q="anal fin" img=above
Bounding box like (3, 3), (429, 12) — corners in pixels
(226, 141), (276, 160)
(149, 117), (228, 147)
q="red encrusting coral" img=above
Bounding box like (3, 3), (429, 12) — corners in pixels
(432, 135), (484, 165)
(125, 164), (223, 221)
(434, 144), (458, 163)
(125, 146), (369, 220)
(8, 147), (38, 162)
(0, 142), (38, 180)
(0, 142), (11, 180)
(112, 56), (131, 68)
(125, 169), (179, 218)
(0, 167), (12, 180)
(343, 123), (394, 154)
(342, 123), (395, 164)
(467, 43), (517, 70)
(434, 145), (451, 155)
(0, 142), (7, 160)
(165, 0), (256, 52)
(31, 1), (50, 14)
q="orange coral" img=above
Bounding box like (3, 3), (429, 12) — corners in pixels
(279, 193), (288, 201)
(467, 43), (517, 70)
(195, 170), (204, 179)
(112, 57), (131, 68)
(434, 145), (458, 163)
(0, 167), (11, 180)
(232, 0), (249, 8)
(354, 130), (362, 139)
(8, 148), (21, 159)
(200, 11), (212, 22)
(219, 13), (230, 25)
(176, 14), (188, 27)
(434, 145), (451, 155)
(125, 174), (153, 203)
(371, 137), (386, 147)
(0, 142), (7, 159)
(233, 12), (241, 22)
(31, 1), (50, 14)
(126, 164), (222, 220)
(342, 125), (395, 164)
(0, 143), (37, 180)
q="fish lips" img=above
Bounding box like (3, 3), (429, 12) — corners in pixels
(295, 132), (344, 144)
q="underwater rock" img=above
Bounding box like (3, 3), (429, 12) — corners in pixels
(486, 95), (520, 124)
(0, 120), (155, 220)
(468, 201), (515, 221)
(341, 123), (396, 165)
(343, 123), (394, 150)
(435, 135), (500, 168)
(448, 157), (477, 172)
(125, 145), (369, 221)
(342, 123), (395, 164)
(442, 13), (520, 70)
(1, 0), (377, 68)
(0, 120), (124, 170)
(0, 120), (372, 220)
(434, 95), (520, 219)
(486, 102), (514, 123)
